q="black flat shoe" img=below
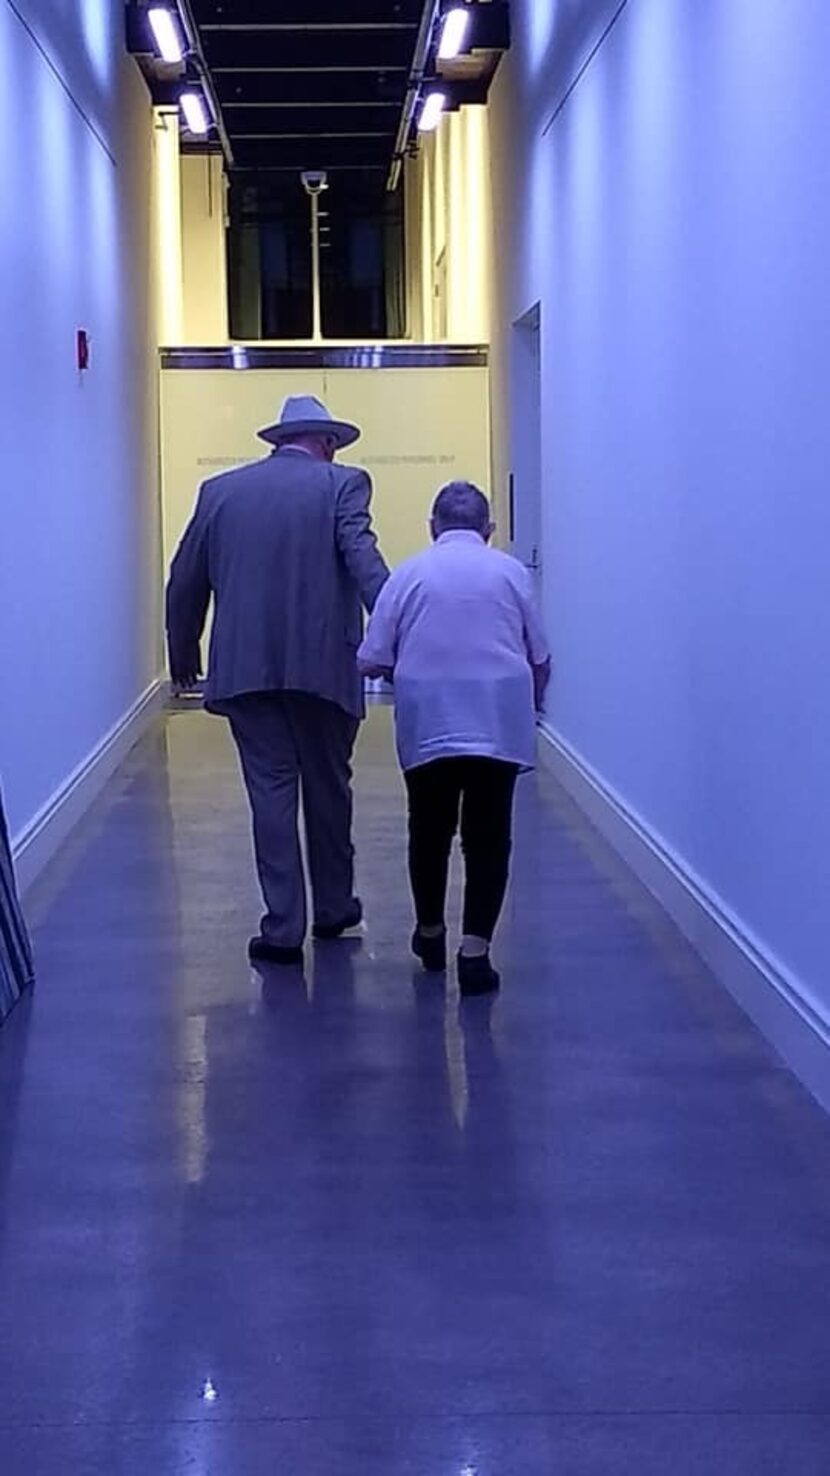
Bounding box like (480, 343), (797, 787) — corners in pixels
(313, 898), (363, 940)
(249, 936), (304, 967)
(458, 951), (500, 997)
(412, 928), (447, 973)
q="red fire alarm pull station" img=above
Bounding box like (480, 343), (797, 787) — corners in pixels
(76, 329), (89, 372)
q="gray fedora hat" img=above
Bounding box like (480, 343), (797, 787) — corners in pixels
(258, 394), (360, 450)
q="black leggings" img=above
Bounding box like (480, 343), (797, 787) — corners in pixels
(404, 758), (519, 942)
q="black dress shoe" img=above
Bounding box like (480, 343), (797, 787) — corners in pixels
(313, 898), (363, 940)
(248, 936), (304, 967)
(458, 950), (500, 996)
(412, 928), (447, 973)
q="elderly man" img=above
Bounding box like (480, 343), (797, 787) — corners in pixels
(166, 396), (389, 966)
(358, 481), (550, 995)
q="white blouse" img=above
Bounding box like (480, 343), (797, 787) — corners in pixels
(358, 531), (549, 773)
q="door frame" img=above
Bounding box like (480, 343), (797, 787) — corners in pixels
(509, 301), (543, 595)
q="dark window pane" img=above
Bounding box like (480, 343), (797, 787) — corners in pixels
(226, 172), (405, 341)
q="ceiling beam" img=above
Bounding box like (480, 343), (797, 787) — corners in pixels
(387, 0), (440, 191)
(178, 0), (235, 166)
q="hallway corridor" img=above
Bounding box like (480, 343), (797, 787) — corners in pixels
(1, 709), (829, 1473)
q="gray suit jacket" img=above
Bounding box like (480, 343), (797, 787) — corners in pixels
(166, 449), (390, 719)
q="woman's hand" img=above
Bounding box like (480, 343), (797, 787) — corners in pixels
(358, 662), (394, 682)
(533, 657), (551, 713)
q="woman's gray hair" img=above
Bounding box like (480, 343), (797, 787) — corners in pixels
(431, 481), (491, 534)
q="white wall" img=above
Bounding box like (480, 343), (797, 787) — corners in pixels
(0, 0), (161, 842)
(489, 2), (830, 1062)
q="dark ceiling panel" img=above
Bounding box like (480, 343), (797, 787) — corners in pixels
(191, 0), (423, 23)
(215, 72), (407, 107)
(231, 136), (392, 171)
(184, 0), (430, 191)
(201, 32), (414, 73)
(222, 105), (399, 138)
(133, 2), (509, 191)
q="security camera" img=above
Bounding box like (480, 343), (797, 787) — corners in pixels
(301, 171), (328, 196)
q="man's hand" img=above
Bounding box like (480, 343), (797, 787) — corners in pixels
(358, 662), (393, 682)
(171, 656), (202, 690)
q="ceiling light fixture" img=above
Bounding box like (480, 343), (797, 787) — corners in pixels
(438, 5), (471, 61)
(148, 7), (184, 65)
(418, 90), (447, 132)
(180, 90), (209, 135)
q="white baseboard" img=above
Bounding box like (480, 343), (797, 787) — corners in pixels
(538, 723), (830, 1113)
(12, 679), (166, 896)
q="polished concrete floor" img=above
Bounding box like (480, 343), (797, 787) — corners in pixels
(1, 707), (829, 1474)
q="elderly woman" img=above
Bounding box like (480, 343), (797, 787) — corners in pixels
(358, 481), (550, 995)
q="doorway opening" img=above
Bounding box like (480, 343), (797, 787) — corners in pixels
(509, 303), (543, 611)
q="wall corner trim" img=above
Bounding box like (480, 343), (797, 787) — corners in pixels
(12, 680), (167, 896)
(538, 723), (830, 1114)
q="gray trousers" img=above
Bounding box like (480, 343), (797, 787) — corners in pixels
(226, 692), (359, 948)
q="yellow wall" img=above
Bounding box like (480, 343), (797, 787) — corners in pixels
(404, 105), (492, 345)
(151, 115), (228, 346)
(181, 154), (228, 344)
(152, 109), (184, 346)
(159, 366), (491, 579)
(151, 103), (492, 351)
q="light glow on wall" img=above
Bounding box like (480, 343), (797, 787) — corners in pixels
(526, 0), (557, 76)
(80, 0), (113, 87)
(36, 51), (72, 254)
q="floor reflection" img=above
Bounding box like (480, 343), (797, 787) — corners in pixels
(0, 709), (829, 1473)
